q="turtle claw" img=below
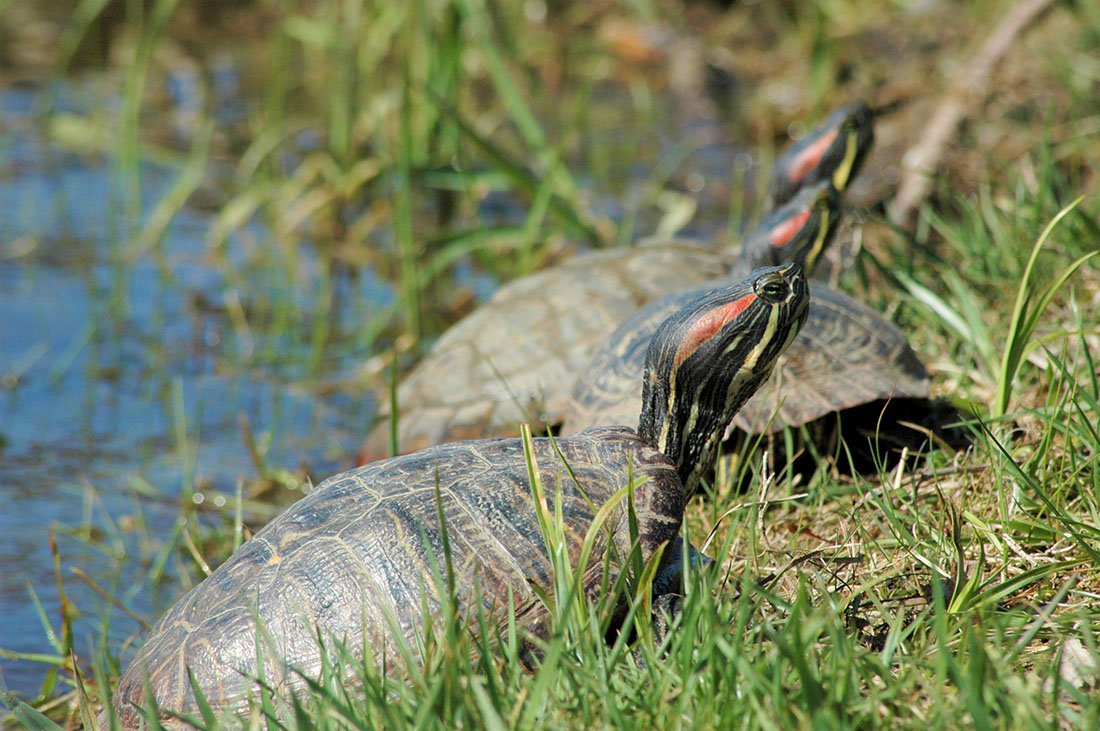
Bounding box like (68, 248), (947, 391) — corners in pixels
(630, 537), (713, 666)
(628, 593), (685, 669)
(651, 592), (685, 647)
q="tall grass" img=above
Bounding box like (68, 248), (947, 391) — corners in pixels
(3, 0), (1100, 728)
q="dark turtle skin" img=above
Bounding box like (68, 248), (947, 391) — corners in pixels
(113, 265), (810, 727)
(358, 103), (873, 463)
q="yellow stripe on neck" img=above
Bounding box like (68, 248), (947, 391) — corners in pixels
(803, 207), (830, 273)
(832, 130), (859, 191)
(682, 308), (777, 489)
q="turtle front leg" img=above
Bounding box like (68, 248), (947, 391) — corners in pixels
(652, 535), (712, 597)
(648, 536), (713, 648)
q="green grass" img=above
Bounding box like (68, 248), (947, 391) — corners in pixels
(2, 0), (1100, 728)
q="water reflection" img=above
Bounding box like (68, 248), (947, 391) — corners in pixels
(0, 84), (376, 697)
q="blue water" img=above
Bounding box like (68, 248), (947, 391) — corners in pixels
(0, 83), (382, 699)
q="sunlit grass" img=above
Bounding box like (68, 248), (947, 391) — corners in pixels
(2, 0), (1100, 728)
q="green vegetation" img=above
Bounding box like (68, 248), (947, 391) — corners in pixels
(1, 0), (1099, 728)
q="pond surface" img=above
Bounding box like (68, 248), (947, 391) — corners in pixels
(0, 81), (384, 697)
(0, 65), (748, 700)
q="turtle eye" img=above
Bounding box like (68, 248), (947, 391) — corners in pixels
(755, 274), (790, 302)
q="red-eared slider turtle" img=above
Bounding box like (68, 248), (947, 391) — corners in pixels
(560, 104), (957, 474)
(562, 283), (929, 456)
(113, 265), (810, 727)
(764, 101), (874, 210)
(359, 104), (870, 463)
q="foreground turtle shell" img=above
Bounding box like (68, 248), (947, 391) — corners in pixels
(359, 103), (873, 462)
(113, 265), (810, 727)
(117, 430), (678, 727)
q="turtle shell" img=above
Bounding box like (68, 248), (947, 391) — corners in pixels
(561, 283), (929, 437)
(359, 242), (730, 461)
(114, 427), (682, 726)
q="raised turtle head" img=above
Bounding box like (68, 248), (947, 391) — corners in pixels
(766, 100), (874, 209)
(733, 180), (841, 279)
(638, 264), (810, 496)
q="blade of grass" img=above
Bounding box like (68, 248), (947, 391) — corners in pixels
(0, 689), (63, 731)
(396, 45), (422, 339)
(440, 105), (604, 244)
(994, 195), (1093, 417)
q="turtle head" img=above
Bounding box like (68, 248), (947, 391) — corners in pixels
(638, 263), (810, 496)
(734, 180), (841, 278)
(766, 100), (874, 208)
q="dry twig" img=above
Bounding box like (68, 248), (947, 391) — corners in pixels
(891, 0), (1059, 228)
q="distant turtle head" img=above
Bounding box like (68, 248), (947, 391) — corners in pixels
(638, 263), (810, 496)
(735, 180), (841, 278)
(766, 100), (874, 208)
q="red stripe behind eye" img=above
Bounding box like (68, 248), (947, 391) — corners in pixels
(789, 129), (838, 183)
(674, 293), (757, 368)
(770, 209), (810, 248)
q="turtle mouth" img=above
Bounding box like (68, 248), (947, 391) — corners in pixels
(776, 264), (811, 353)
